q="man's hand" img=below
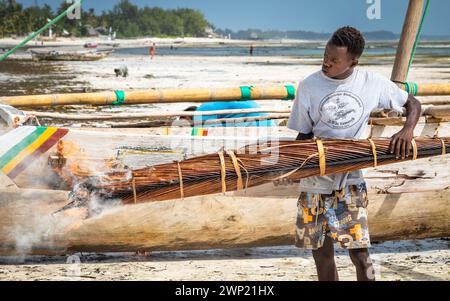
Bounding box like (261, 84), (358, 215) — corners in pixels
(390, 128), (414, 159)
(389, 94), (421, 159)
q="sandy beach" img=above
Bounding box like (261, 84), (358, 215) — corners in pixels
(0, 239), (448, 281)
(0, 37), (449, 281)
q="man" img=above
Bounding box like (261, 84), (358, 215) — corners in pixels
(287, 26), (421, 281)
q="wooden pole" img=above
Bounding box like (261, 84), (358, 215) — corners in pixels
(391, 0), (425, 85)
(417, 84), (450, 96)
(0, 86), (294, 108)
(2, 83), (450, 108)
(24, 108), (291, 121)
(422, 104), (450, 118)
(418, 98), (450, 106)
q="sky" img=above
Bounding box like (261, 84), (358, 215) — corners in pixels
(16, 0), (450, 35)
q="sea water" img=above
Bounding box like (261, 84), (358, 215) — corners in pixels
(115, 41), (450, 58)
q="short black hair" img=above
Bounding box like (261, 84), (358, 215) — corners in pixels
(330, 26), (366, 58)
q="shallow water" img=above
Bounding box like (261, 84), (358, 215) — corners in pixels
(115, 41), (450, 58)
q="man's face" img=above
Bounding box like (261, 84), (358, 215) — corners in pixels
(322, 42), (358, 79)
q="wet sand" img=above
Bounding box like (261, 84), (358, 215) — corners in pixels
(0, 60), (88, 96)
(0, 239), (448, 281)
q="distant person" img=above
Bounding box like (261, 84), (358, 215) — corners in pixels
(149, 43), (156, 59)
(181, 101), (275, 127)
(249, 44), (254, 56)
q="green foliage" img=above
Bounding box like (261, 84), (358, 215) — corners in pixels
(0, 0), (212, 38)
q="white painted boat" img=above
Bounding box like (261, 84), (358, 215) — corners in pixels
(29, 48), (113, 61)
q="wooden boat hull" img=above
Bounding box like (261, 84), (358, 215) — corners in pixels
(0, 188), (448, 255)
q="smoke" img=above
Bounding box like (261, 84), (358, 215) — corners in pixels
(11, 211), (62, 256)
(0, 124), (129, 257)
(3, 192), (84, 258)
(86, 191), (123, 217)
(3, 183), (125, 259)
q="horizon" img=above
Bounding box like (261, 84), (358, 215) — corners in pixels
(14, 0), (450, 36)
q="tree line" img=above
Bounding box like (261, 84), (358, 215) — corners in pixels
(0, 0), (212, 38)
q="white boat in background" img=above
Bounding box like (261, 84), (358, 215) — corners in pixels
(29, 47), (113, 61)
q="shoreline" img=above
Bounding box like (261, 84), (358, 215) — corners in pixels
(0, 37), (323, 49)
(2, 36), (450, 50)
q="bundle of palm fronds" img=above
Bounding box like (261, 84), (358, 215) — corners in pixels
(75, 137), (449, 205)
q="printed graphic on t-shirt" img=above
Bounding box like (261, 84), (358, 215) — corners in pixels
(319, 91), (364, 129)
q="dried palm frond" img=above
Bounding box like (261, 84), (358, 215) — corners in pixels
(73, 137), (449, 205)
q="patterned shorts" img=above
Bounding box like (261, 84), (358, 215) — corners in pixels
(295, 183), (371, 250)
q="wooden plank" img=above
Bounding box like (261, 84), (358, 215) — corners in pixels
(418, 97), (450, 106)
(423, 105), (450, 118)
(364, 156), (450, 194)
(23, 109), (291, 121)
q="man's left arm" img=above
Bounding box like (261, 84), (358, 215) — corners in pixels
(389, 94), (422, 159)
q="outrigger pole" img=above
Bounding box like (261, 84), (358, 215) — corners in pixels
(1, 83), (450, 108)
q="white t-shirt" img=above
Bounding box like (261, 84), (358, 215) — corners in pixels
(287, 69), (409, 194)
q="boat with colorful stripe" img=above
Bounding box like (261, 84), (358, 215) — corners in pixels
(0, 126), (68, 179)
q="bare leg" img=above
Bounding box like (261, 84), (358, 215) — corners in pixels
(312, 236), (339, 281)
(349, 248), (375, 281)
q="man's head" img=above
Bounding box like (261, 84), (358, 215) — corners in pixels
(322, 26), (366, 79)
